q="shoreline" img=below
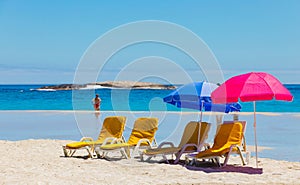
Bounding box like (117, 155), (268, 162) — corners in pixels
(0, 139), (299, 184)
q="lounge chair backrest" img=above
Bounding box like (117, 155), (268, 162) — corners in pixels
(222, 121), (247, 148)
(178, 121), (211, 150)
(97, 116), (126, 142)
(127, 117), (158, 145)
(223, 121), (246, 134)
(212, 122), (243, 155)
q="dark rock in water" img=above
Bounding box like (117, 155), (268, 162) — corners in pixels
(37, 81), (176, 90)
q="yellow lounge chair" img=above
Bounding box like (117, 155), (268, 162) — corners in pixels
(62, 116), (126, 158)
(95, 117), (158, 159)
(141, 121), (211, 164)
(223, 121), (250, 164)
(186, 122), (245, 167)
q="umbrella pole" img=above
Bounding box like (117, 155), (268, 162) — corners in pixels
(197, 101), (204, 151)
(254, 101), (258, 168)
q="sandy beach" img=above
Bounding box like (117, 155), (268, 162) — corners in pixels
(1, 139), (299, 185)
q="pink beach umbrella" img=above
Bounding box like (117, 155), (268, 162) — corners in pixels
(211, 72), (293, 167)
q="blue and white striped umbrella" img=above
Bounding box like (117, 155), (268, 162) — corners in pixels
(163, 81), (241, 113)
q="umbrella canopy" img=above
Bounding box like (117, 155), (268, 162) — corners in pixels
(164, 81), (242, 113)
(211, 72), (293, 167)
(164, 81), (218, 104)
(211, 72), (293, 103)
(163, 81), (242, 148)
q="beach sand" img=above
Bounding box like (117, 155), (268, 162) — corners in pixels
(0, 139), (299, 185)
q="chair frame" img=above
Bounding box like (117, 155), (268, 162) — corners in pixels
(95, 117), (158, 160)
(141, 121), (211, 164)
(62, 116), (126, 158)
(223, 121), (250, 164)
(185, 122), (247, 167)
(96, 138), (157, 159)
(62, 136), (125, 158)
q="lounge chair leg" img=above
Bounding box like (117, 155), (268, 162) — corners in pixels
(174, 154), (181, 164)
(162, 155), (169, 164)
(223, 155), (229, 167)
(211, 157), (221, 167)
(95, 150), (99, 158)
(145, 156), (152, 162)
(184, 156), (189, 166)
(86, 148), (93, 158)
(126, 148), (131, 159)
(103, 152), (108, 158)
(185, 155), (195, 166)
(131, 145), (142, 158)
(140, 153), (144, 161)
(236, 148), (246, 165)
(246, 151), (251, 164)
(62, 146), (76, 157)
(62, 146), (69, 157)
(190, 158), (196, 166)
(119, 147), (130, 159)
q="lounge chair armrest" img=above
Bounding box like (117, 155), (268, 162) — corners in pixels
(180, 143), (198, 152)
(136, 139), (151, 148)
(228, 144), (242, 152)
(131, 139), (152, 158)
(157, 142), (175, 148)
(229, 144), (237, 149)
(102, 137), (118, 145)
(115, 138), (126, 143)
(80, 137), (94, 142)
(173, 143), (199, 164)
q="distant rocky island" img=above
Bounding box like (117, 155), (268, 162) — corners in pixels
(37, 81), (176, 91)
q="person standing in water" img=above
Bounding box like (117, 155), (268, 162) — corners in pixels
(92, 94), (101, 111)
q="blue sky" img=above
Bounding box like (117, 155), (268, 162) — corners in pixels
(0, 0), (299, 84)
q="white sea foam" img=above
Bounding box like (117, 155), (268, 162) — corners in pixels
(79, 85), (110, 90)
(30, 88), (57, 92)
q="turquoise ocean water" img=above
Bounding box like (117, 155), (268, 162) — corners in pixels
(0, 84), (299, 112)
(0, 84), (299, 162)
